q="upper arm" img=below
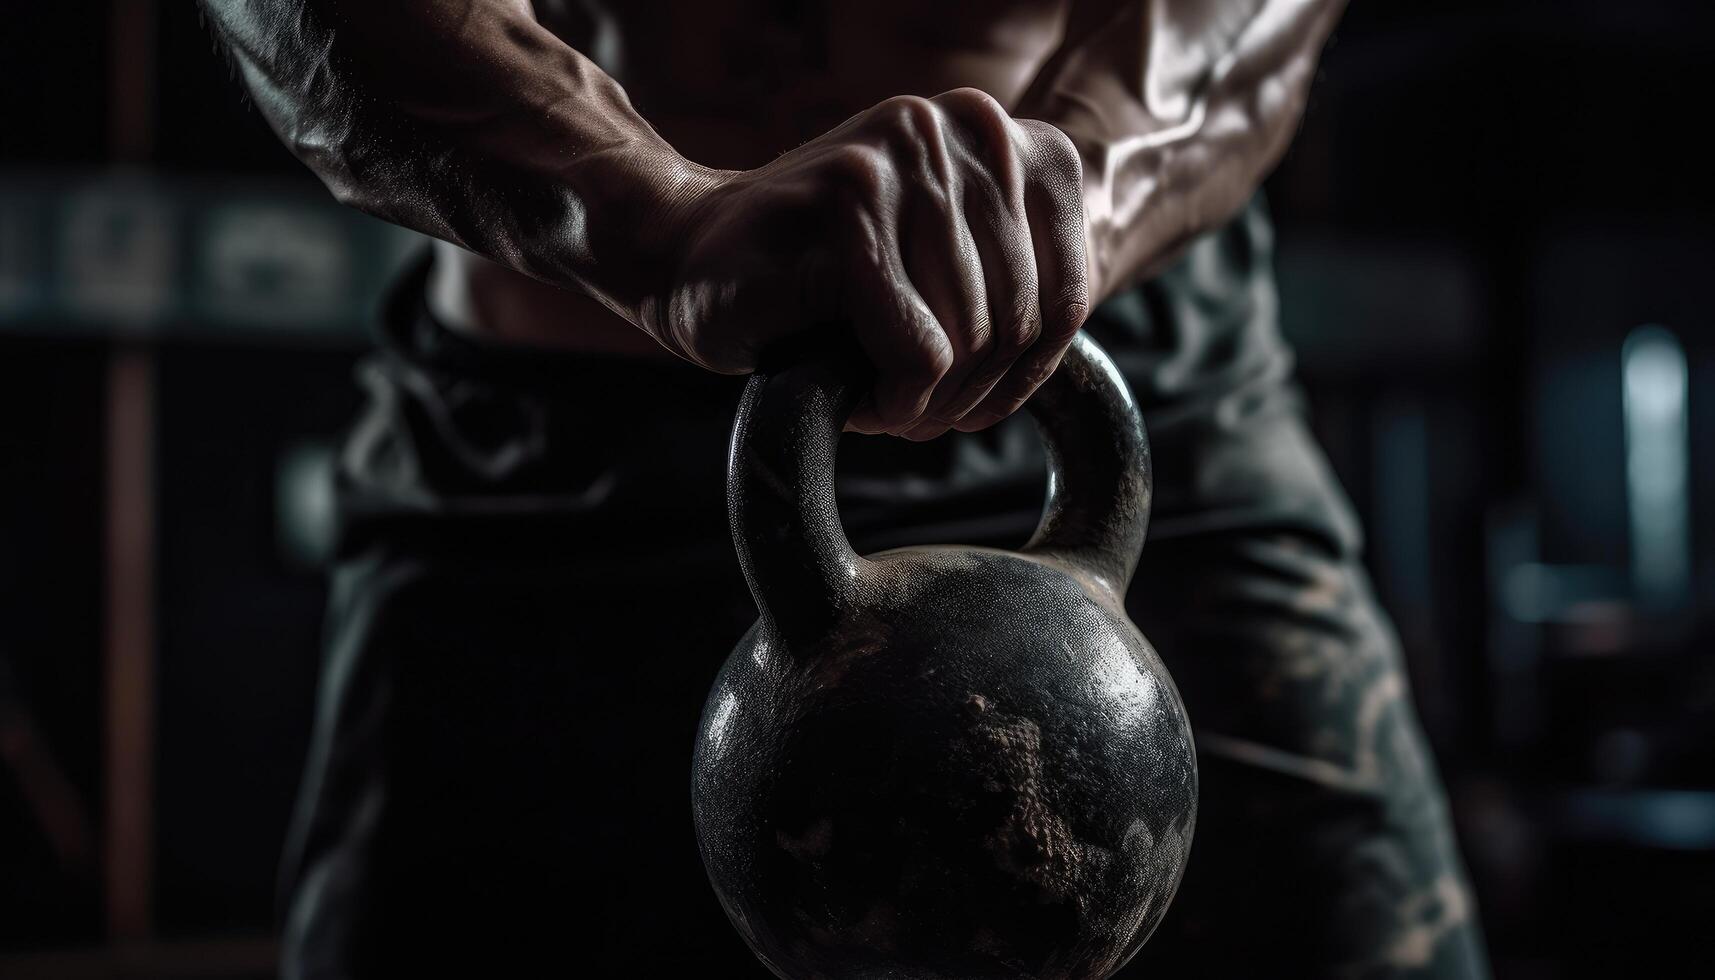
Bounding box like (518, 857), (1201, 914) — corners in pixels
(1024, 0), (1333, 131)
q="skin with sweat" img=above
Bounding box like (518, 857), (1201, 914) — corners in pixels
(201, 0), (1346, 439)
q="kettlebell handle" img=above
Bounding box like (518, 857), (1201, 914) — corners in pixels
(728, 331), (1152, 643)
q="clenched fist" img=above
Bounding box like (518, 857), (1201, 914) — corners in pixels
(645, 88), (1091, 439)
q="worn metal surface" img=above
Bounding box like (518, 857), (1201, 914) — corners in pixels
(695, 333), (1197, 979)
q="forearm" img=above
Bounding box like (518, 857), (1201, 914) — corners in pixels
(199, 0), (712, 323)
(1017, 0), (1347, 301)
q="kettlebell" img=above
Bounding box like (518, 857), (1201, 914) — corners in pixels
(693, 333), (1196, 980)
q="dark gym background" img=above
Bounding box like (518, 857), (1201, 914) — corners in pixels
(2, 2), (1710, 977)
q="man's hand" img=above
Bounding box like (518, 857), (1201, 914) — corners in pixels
(646, 89), (1091, 439)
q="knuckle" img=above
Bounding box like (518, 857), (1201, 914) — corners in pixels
(997, 297), (1043, 356)
(880, 94), (939, 142)
(1027, 119), (1080, 164)
(939, 86), (1006, 121)
(1022, 122), (1083, 187)
(958, 305), (995, 354)
(911, 336), (956, 382)
(1046, 300), (1087, 343)
(941, 87), (1017, 159)
(1059, 276), (1092, 326)
(1062, 139), (1085, 184)
(827, 144), (891, 200)
(1042, 257), (1091, 335)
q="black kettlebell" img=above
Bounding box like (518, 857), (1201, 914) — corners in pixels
(693, 333), (1196, 980)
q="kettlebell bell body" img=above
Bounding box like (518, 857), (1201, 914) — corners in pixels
(694, 334), (1196, 980)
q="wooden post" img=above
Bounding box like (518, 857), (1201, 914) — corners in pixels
(103, 0), (158, 944)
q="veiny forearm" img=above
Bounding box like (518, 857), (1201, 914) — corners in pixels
(199, 0), (712, 323)
(1017, 0), (1347, 301)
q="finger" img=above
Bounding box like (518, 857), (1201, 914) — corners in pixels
(913, 170), (1038, 436)
(878, 97), (990, 442)
(844, 209), (954, 435)
(959, 121), (1089, 428)
(895, 199), (991, 442)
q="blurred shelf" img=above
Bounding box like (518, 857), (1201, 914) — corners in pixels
(1549, 788), (1715, 851)
(0, 172), (421, 345)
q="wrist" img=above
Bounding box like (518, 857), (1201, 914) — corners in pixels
(536, 135), (729, 328)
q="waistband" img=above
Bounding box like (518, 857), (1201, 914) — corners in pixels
(348, 249), (1356, 560)
(375, 252), (750, 410)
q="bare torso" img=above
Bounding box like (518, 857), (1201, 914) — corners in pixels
(430, 0), (1071, 356)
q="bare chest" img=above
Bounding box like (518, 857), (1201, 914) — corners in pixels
(536, 0), (1069, 163)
